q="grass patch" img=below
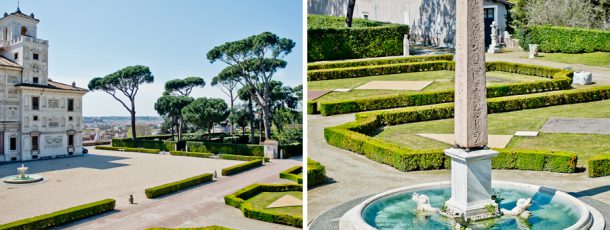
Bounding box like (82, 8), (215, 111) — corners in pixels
(245, 191), (303, 217)
(311, 71), (548, 102)
(376, 99), (610, 165)
(535, 52), (610, 67)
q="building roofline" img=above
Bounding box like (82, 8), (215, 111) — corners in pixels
(0, 8), (39, 23)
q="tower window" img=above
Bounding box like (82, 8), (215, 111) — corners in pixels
(32, 97), (39, 110)
(33, 53), (39, 60)
(14, 52), (19, 60)
(69, 116), (73, 121)
(33, 77), (39, 84)
(33, 116), (38, 121)
(21, 26), (27, 36)
(67, 98), (74, 111)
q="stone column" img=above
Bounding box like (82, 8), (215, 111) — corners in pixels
(403, 34), (410, 57)
(444, 0), (499, 220)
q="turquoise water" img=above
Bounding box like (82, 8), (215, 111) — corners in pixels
(362, 187), (580, 230)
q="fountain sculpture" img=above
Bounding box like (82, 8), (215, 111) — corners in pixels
(2, 164), (44, 184)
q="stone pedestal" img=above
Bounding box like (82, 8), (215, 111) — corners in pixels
(528, 44), (539, 58)
(444, 148), (499, 219)
(403, 34), (410, 57)
(573, 71), (593, 85)
(263, 140), (279, 159)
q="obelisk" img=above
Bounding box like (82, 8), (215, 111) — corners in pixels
(443, 0), (499, 220)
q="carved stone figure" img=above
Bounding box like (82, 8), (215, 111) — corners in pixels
(501, 198), (532, 219)
(412, 192), (439, 212)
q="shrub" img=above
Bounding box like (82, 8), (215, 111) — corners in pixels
(308, 61), (454, 81)
(307, 158), (327, 187)
(520, 26), (610, 53)
(307, 100), (318, 114)
(279, 143), (303, 159)
(112, 138), (175, 151)
(187, 141), (263, 156)
(279, 166), (303, 184)
(493, 149), (577, 173)
(145, 173), (213, 198)
(588, 154), (610, 178)
(0, 199), (115, 230)
(307, 54), (454, 70)
(218, 154), (269, 162)
(221, 160), (263, 176)
(224, 183), (303, 227)
(169, 151), (213, 158)
(308, 15), (409, 61)
(95, 146), (160, 154)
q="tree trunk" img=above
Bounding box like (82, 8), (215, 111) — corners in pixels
(261, 105), (272, 141)
(177, 115), (184, 141)
(259, 113), (264, 143)
(346, 0), (357, 27)
(208, 123), (212, 141)
(130, 111), (137, 140)
(247, 98), (255, 144)
(229, 92), (234, 135)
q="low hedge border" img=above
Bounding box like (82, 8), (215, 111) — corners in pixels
(307, 158), (327, 187)
(307, 54), (454, 70)
(169, 151), (213, 158)
(0, 199), (115, 230)
(308, 100), (318, 114)
(112, 138), (176, 151)
(218, 154), (269, 162)
(96, 146), (160, 154)
(279, 166), (303, 184)
(520, 26), (610, 53)
(313, 61), (573, 115)
(224, 183), (303, 227)
(308, 60), (454, 81)
(221, 159), (263, 176)
(146, 226), (233, 230)
(325, 86), (610, 173)
(588, 154), (610, 178)
(145, 173), (213, 198)
(187, 141), (264, 156)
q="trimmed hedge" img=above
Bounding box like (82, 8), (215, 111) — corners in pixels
(221, 159), (263, 176)
(145, 173), (213, 198)
(112, 138), (176, 151)
(520, 26), (610, 53)
(95, 145), (160, 154)
(279, 143), (303, 159)
(0, 199), (115, 230)
(588, 154), (610, 178)
(308, 60), (454, 81)
(218, 154), (269, 162)
(307, 54), (454, 70)
(493, 149), (577, 173)
(307, 158), (327, 187)
(279, 166), (303, 184)
(169, 151), (213, 158)
(316, 62), (573, 115)
(308, 15), (409, 62)
(187, 141), (263, 156)
(147, 226), (233, 230)
(307, 100), (318, 114)
(224, 183), (303, 227)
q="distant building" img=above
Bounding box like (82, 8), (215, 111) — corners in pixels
(0, 8), (87, 162)
(308, 0), (512, 48)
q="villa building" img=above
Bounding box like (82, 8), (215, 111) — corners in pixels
(0, 8), (87, 162)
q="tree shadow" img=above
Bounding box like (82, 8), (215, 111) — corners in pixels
(308, 0), (348, 16)
(0, 154), (130, 177)
(308, 176), (337, 190)
(413, 0), (456, 47)
(569, 185), (610, 198)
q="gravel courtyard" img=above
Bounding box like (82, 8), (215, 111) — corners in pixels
(0, 149), (241, 224)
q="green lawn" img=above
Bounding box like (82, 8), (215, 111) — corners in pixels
(310, 71), (548, 102)
(245, 191), (302, 217)
(535, 52), (610, 67)
(375, 99), (610, 165)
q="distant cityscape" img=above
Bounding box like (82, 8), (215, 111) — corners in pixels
(82, 116), (164, 142)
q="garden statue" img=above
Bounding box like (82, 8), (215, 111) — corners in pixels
(412, 192), (439, 212)
(501, 198), (532, 219)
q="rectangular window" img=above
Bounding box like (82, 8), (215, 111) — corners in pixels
(69, 116), (73, 121)
(10, 137), (16, 150)
(33, 77), (39, 84)
(14, 52), (18, 60)
(33, 116), (38, 121)
(31, 136), (39, 151)
(68, 134), (74, 146)
(33, 53), (39, 60)
(32, 97), (39, 110)
(67, 98), (74, 111)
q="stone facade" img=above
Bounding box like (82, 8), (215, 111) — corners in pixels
(0, 8), (87, 162)
(308, 0), (510, 48)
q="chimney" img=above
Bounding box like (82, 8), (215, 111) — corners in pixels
(72, 82), (76, 87)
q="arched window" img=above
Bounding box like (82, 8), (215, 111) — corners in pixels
(21, 26), (27, 36)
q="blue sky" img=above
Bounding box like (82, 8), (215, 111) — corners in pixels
(0, 0), (303, 116)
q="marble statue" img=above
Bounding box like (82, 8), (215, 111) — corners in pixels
(501, 198), (532, 219)
(412, 192), (439, 212)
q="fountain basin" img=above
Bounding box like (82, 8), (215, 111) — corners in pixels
(2, 174), (44, 184)
(340, 181), (605, 230)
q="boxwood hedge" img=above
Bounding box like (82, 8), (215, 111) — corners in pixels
(218, 154), (269, 162)
(169, 151), (213, 158)
(307, 54), (454, 70)
(307, 158), (327, 187)
(221, 159), (263, 176)
(224, 183), (303, 227)
(95, 146), (160, 154)
(145, 173), (213, 198)
(308, 60), (454, 81)
(187, 141), (263, 156)
(112, 138), (176, 151)
(520, 26), (610, 53)
(0, 199), (115, 230)
(279, 166), (303, 184)
(588, 154), (610, 178)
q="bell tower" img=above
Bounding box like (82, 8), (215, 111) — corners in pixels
(0, 6), (49, 85)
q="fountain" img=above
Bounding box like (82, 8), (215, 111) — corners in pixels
(338, 0), (606, 229)
(2, 164), (44, 184)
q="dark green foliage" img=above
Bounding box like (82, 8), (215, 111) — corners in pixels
(224, 183), (303, 227)
(96, 145), (160, 154)
(187, 141), (264, 156)
(279, 143), (303, 159)
(169, 151), (213, 158)
(316, 62), (573, 115)
(308, 15), (409, 61)
(164, 76), (205, 96)
(0, 199), (115, 230)
(493, 149), (577, 173)
(307, 15), (388, 29)
(112, 138), (175, 151)
(520, 26), (610, 53)
(145, 173), (213, 198)
(307, 100), (318, 114)
(279, 166), (303, 184)
(307, 54), (454, 70)
(307, 158), (326, 187)
(588, 154), (610, 178)
(221, 160), (263, 176)
(308, 61), (453, 81)
(217, 154), (269, 162)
